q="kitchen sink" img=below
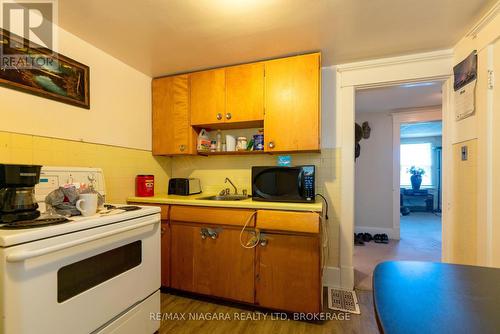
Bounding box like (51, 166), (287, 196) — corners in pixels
(197, 195), (250, 201)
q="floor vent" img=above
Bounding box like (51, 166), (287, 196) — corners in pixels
(327, 288), (361, 314)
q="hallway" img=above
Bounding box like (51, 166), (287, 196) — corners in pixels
(354, 212), (441, 290)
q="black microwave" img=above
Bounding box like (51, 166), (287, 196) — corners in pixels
(251, 166), (315, 203)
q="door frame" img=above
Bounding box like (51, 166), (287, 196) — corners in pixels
(391, 107), (443, 240)
(335, 49), (454, 290)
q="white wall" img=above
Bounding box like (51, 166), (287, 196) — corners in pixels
(354, 111), (394, 233)
(0, 25), (152, 150)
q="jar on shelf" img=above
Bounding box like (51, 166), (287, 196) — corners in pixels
(236, 137), (248, 151)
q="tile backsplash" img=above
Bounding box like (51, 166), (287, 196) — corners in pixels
(171, 149), (336, 195)
(0, 131), (171, 203)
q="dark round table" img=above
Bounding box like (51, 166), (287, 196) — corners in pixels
(373, 261), (500, 334)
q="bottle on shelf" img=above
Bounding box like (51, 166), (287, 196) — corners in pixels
(216, 130), (222, 152)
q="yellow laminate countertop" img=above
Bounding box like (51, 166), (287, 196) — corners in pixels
(127, 194), (323, 212)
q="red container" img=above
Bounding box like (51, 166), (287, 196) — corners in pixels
(136, 175), (154, 197)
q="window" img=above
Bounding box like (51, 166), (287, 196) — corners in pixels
(400, 143), (432, 186)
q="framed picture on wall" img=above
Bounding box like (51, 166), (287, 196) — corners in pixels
(0, 28), (90, 109)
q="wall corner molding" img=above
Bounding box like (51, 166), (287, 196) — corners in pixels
(465, 2), (500, 39)
(336, 49), (454, 74)
(336, 50), (453, 88)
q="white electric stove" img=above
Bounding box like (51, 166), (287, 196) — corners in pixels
(0, 167), (161, 334)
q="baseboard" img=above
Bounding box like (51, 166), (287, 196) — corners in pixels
(340, 265), (354, 290)
(355, 226), (399, 240)
(323, 266), (340, 287)
(323, 266), (354, 290)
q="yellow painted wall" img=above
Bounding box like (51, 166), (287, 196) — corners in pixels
(492, 37), (500, 267)
(0, 131), (171, 203)
(448, 5), (500, 266)
(451, 140), (478, 264)
(171, 148), (341, 267)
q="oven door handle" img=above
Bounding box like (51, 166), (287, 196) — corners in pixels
(6, 218), (159, 263)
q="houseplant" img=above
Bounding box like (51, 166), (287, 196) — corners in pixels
(408, 166), (425, 190)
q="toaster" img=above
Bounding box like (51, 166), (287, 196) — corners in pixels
(168, 178), (202, 195)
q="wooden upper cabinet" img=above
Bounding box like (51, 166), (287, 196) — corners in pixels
(152, 53), (321, 155)
(225, 63), (264, 124)
(190, 69), (225, 126)
(264, 53), (320, 152)
(152, 75), (196, 155)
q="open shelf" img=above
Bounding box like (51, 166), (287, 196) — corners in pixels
(197, 150), (267, 156)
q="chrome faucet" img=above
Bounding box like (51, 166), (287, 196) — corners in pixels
(224, 177), (238, 195)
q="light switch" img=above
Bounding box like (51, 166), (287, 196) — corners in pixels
(461, 146), (468, 161)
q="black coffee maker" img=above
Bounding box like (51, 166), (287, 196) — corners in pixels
(0, 164), (42, 223)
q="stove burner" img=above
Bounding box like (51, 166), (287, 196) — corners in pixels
(0, 217), (70, 229)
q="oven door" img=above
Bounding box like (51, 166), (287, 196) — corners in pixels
(252, 166), (305, 202)
(1, 213), (160, 334)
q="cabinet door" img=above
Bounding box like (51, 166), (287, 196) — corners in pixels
(190, 69), (225, 126)
(170, 223), (196, 292)
(152, 75), (196, 155)
(160, 222), (170, 287)
(256, 233), (321, 313)
(170, 223), (255, 303)
(225, 63), (264, 123)
(193, 227), (254, 303)
(264, 53), (320, 152)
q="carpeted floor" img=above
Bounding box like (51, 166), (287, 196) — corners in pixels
(354, 212), (442, 290)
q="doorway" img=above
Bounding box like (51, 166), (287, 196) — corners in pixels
(333, 50), (453, 291)
(353, 82), (443, 290)
(399, 121), (442, 263)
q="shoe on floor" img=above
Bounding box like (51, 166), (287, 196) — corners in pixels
(362, 233), (373, 242)
(354, 233), (365, 246)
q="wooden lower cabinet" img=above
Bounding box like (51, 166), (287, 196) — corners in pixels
(170, 222), (255, 303)
(255, 233), (321, 313)
(139, 204), (323, 313)
(160, 222), (171, 287)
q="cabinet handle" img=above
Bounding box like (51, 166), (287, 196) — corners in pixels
(225, 112), (232, 120)
(259, 238), (268, 247)
(161, 227), (166, 235)
(200, 228), (208, 239)
(209, 231), (218, 240)
(216, 113), (222, 120)
(268, 141), (275, 149)
(179, 144), (186, 152)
